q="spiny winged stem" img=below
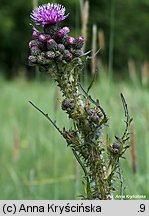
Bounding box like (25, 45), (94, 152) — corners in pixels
(28, 3), (132, 200)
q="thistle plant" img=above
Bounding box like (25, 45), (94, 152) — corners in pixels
(28, 3), (132, 200)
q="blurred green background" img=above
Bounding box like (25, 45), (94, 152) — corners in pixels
(0, 0), (149, 199)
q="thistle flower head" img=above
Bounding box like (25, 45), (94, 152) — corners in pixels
(29, 3), (85, 68)
(31, 3), (68, 26)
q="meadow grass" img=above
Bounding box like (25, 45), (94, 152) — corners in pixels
(0, 74), (148, 199)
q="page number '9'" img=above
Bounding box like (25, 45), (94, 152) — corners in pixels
(138, 204), (145, 212)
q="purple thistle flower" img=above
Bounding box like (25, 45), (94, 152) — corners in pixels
(30, 3), (69, 26)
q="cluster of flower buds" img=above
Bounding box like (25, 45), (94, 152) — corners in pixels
(28, 3), (85, 72)
(86, 108), (102, 124)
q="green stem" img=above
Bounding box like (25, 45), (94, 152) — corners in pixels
(55, 69), (111, 199)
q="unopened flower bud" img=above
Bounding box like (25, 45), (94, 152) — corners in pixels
(38, 33), (49, 42)
(46, 51), (55, 59)
(56, 26), (70, 38)
(56, 29), (65, 38)
(33, 30), (40, 38)
(47, 39), (57, 51)
(31, 46), (41, 56)
(110, 142), (121, 154)
(87, 109), (100, 123)
(75, 36), (85, 49)
(73, 49), (84, 57)
(90, 114), (100, 123)
(62, 99), (75, 111)
(63, 27), (70, 34)
(66, 36), (76, 45)
(64, 50), (73, 61)
(29, 40), (36, 48)
(112, 142), (121, 150)
(28, 55), (37, 65)
(57, 44), (65, 53)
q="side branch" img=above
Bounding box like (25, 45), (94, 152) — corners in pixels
(120, 93), (133, 140)
(29, 101), (63, 136)
(78, 82), (107, 120)
(29, 100), (91, 197)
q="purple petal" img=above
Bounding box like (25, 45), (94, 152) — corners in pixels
(30, 3), (69, 26)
